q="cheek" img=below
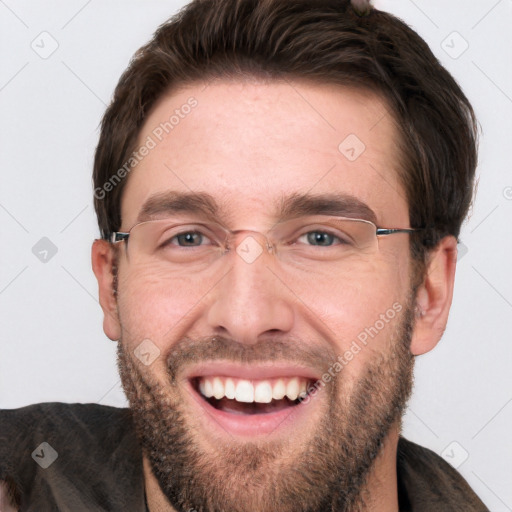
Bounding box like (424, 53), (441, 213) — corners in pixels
(116, 265), (208, 347)
(305, 249), (410, 366)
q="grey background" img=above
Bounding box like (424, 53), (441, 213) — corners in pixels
(0, 0), (511, 509)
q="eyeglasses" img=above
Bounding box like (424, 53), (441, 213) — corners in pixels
(110, 215), (419, 277)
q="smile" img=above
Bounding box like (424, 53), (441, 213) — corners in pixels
(183, 364), (322, 437)
(197, 376), (309, 413)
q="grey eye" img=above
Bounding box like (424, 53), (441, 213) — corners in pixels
(173, 232), (205, 246)
(305, 232), (336, 246)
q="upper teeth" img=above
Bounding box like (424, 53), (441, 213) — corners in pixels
(198, 376), (309, 404)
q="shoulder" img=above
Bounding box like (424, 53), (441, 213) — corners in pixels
(0, 402), (145, 511)
(0, 401), (132, 429)
(0, 402), (136, 462)
(397, 437), (489, 512)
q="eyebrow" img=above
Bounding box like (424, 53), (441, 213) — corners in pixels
(137, 191), (220, 223)
(136, 191), (378, 225)
(278, 192), (378, 224)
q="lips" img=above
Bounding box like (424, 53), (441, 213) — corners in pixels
(182, 363), (322, 437)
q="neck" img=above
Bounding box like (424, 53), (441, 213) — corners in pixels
(144, 456), (178, 512)
(144, 426), (401, 512)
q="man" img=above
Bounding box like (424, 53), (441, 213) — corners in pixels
(0, 0), (489, 510)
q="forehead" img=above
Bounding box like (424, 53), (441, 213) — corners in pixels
(120, 79), (409, 229)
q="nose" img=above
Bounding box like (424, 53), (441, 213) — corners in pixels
(206, 233), (295, 345)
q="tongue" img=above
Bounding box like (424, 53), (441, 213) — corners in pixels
(211, 397), (296, 415)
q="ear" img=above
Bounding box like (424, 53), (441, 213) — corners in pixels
(410, 236), (458, 356)
(91, 239), (121, 341)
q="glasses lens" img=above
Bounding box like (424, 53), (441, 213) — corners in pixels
(126, 219), (226, 269)
(273, 216), (377, 258)
(123, 216), (377, 275)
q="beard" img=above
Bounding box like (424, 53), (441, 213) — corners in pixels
(117, 303), (415, 512)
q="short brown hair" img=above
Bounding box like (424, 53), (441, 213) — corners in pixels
(93, 0), (478, 265)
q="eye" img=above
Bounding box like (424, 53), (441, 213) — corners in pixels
(170, 231), (211, 247)
(298, 230), (346, 247)
(155, 224), (218, 249)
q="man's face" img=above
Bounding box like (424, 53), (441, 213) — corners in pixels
(113, 80), (417, 511)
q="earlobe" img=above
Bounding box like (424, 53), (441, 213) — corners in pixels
(410, 236), (458, 356)
(91, 239), (121, 341)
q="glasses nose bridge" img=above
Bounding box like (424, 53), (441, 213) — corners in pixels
(227, 228), (276, 261)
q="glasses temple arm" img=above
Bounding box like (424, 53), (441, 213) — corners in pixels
(376, 228), (422, 236)
(110, 232), (130, 243)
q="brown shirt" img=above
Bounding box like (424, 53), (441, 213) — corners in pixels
(0, 403), (489, 511)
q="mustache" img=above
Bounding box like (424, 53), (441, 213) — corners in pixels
(165, 335), (338, 381)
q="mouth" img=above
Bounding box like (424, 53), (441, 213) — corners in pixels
(183, 364), (321, 438)
(194, 375), (309, 413)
